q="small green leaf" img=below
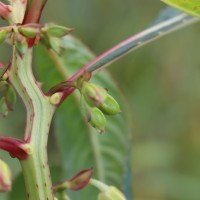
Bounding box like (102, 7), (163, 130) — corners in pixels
(161, 0), (200, 17)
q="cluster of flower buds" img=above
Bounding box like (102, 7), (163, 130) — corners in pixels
(0, 25), (30, 57)
(0, 75), (16, 116)
(0, 25), (30, 56)
(17, 23), (72, 52)
(80, 81), (121, 132)
(0, 158), (12, 193)
(0, 21), (72, 56)
(39, 23), (72, 54)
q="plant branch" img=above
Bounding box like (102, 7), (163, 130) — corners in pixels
(23, 0), (47, 24)
(74, 14), (198, 75)
(48, 13), (199, 104)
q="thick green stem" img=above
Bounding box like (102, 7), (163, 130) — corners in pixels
(8, 47), (56, 200)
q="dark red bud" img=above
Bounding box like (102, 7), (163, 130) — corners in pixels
(0, 137), (32, 160)
(68, 168), (94, 191)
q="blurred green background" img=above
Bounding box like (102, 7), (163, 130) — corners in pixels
(1, 0), (200, 199)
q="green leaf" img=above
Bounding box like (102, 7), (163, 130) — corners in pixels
(8, 173), (26, 200)
(35, 35), (130, 199)
(161, 0), (200, 17)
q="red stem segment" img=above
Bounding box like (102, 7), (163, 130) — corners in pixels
(23, 0), (47, 24)
(22, 0), (47, 47)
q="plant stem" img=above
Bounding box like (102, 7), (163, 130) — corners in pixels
(56, 13), (199, 102)
(70, 14), (199, 79)
(89, 178), (108, 192)
(8, 47), (56, 200)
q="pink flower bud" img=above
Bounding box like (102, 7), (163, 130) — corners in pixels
(68, 168), (93, 191)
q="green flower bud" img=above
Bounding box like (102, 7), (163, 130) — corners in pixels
(98, 186), (126, 200)
(49, 92), (62, 105)
(18, 27), (39, 38)
(0, 81), (8, 98)
(42, 23), (72, 37)
(90, 107), (106, 133)
(0, 30), (9, 45)
(81, 82), (107, 107)
(0, 159), (12, 192)
(99, 94), (121, 115)
(5, 85), (16, 111)
(80, 96), (106, 132)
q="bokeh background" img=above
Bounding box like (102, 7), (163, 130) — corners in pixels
(1, 0), (200, 199)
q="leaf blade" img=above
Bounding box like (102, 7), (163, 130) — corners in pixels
(161, 0), (200, 17)
(35, 35), (130, 199)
